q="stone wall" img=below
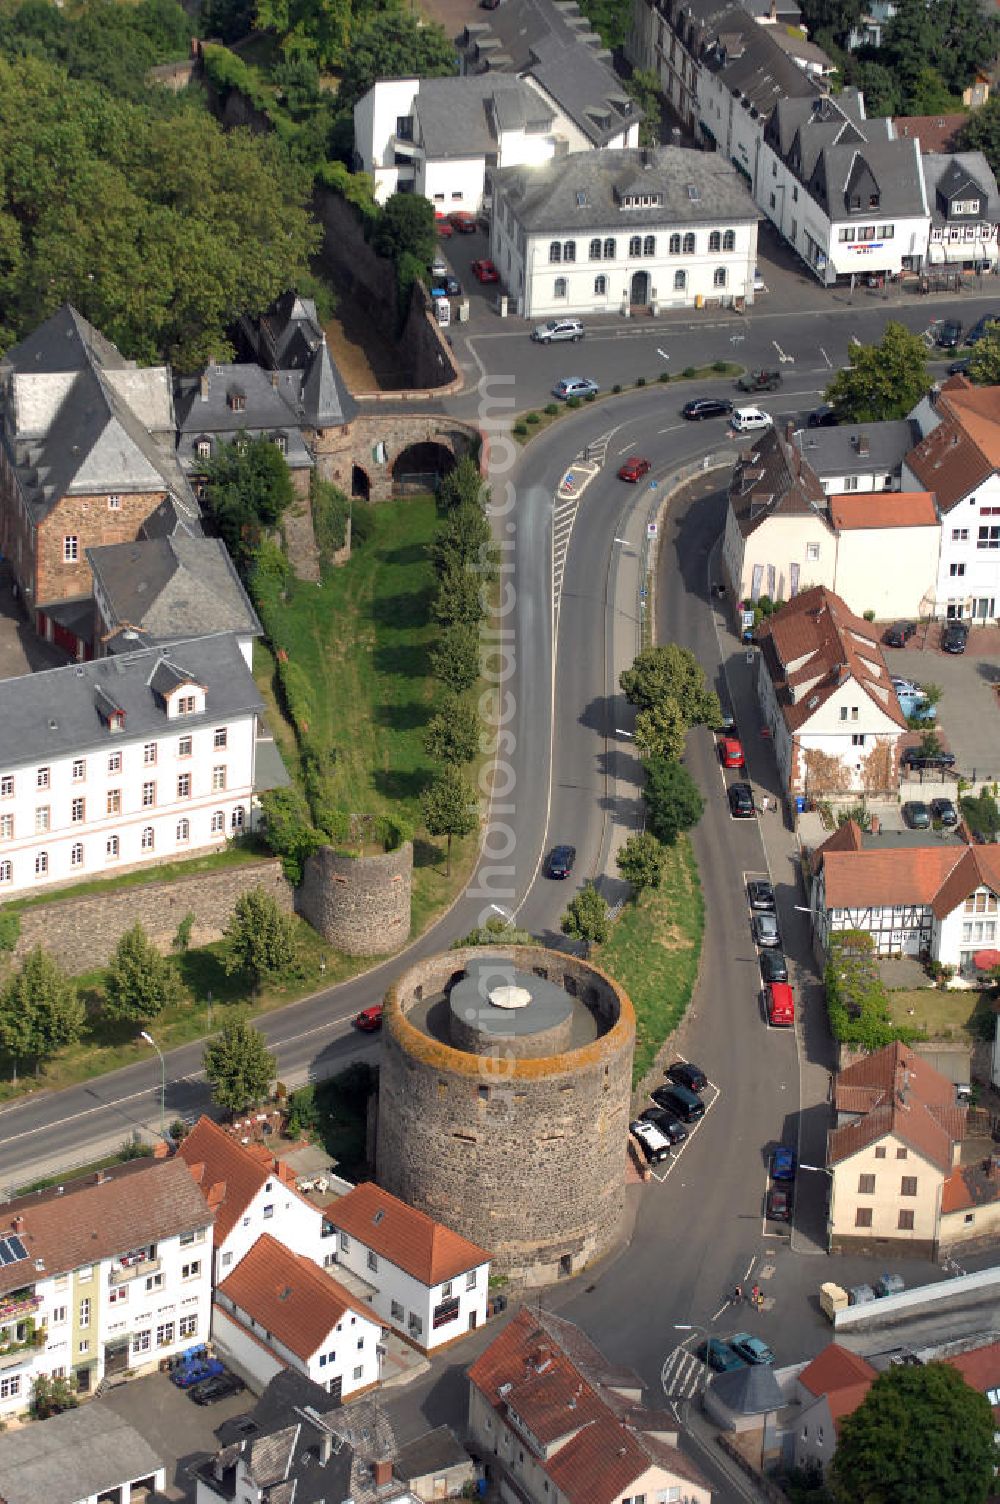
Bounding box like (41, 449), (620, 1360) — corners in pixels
(312, 412), (480, 503)
(9, 858), (293, 973)
(297, 840), (412, 956)
(376, 946), (636, 1284)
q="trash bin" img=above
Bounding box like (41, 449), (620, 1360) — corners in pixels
(795, 795), (807, 814)
(876, 1273), (905, 1298)
(695, 294), (705, 309)
(849, 1283), (876, 1306)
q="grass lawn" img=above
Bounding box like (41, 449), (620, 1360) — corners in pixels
(885, 986), (994, 1042)
(593, 836), (705, 1085)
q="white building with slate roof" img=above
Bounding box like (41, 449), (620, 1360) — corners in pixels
(0, 632), (268, 895)
(490, 146), (759, 317)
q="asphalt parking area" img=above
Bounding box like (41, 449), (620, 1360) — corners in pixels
(98, 1369), (253, 1499)
(889, 625), (1000, 782)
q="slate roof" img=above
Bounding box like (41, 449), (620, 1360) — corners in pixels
(767, 91), (926, 222)
(415, 76), (553, 158)
(218, 1234), (375, 1360)
(922, 151), (999, 226)
(468, 1307), (708, 1504)
(793, 420), (918, 479)
(797, 1344), (877, 1431)
(235, 293), (358, 427)
(828, 1040), (966, 1173)
(88, 536), (261, 650)
(494, 145), (757, 235)
(728, 424), (830, 540)
(395, 1426), (470, 1484)
(459, 0), (641, 148)
(0, 632), (261, 770)
(707, 1361), (783, 1414)
(700, 1), (822, 118)
(174, 363), (315, 473)
(326, 1181), (490, 1285)
(0, 1156), (212, 1298)
(0, 1402), (164, 1504)
(828, 491), (938, 529)
(0, 303), (200, 528)
(177, 1114), (311, 1248)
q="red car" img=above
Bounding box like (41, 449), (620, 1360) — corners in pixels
(450, 211), (477, 233)
(435, 217), (454, 239)
(618, 456), (651, 483)
(720, 735), (745, 768)
(471, 259), (499, 283)
(353, 1005), (383, 1032)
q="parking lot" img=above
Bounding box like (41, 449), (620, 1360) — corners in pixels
(887, 622), (1000, 783)
(99, 1369), (253, 1500)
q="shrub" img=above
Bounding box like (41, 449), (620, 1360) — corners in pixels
(712, 359), (728, 372)
(825, 931), (915, 1047)
(584, 391), (597, 401)
(659, 370), (671, 382)
(544, 402), (559, 415)
(612, 383), (622, 394)
(863, 608), (876, 621)
(513, 420), (528, 435)
(567, 396), (581, 408)
(525, 411), (540, 425)
(311, 477), (350, 564)
(683, 365), (696, 378)
(0, 911), (19, 952)
(636, 375), (647, 387)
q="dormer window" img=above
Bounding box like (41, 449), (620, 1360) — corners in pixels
(227, 388), (246, 414)
(953, 198), (980, 216)
(196, 438), (212, 460)
(619, 193), (662, 209)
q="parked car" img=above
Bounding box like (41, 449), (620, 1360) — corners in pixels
(941, 620), (969, 654)
(449, 211), (478, 233)
(884, 621), (916, 648)
(765, 981), (794, 1026)
(736, 368), (782, 393)
(639, 1106), (688, 1143)
(936, 318), (964, 349)
(630, 1119), (671, 1165)
(965, 315), (1000, 345)
(902, 746), (956, 770)
(718, 712), (737, 734)
(729, 1333), (775, 1365)
(807, 404), (839, 428)
(760, 949), (788, 984)
(753, 912), (781, 948)
(931, 797), (959, 827)
(471, 259), (500, 283)
(651, 1083), (705, 1122)
(172, 1357), (226, 1389)
(618, 456), (651, 483)
(697, 1338), (748, 1373)
(766, 1185), (792, 1221)
(682, 397), (732, 421)
(891, 675), (919, 695)
(430, 255), (449, 279)
(190, 1371), (246, 1405)
(772, 1146), (797, 1181)
(552, 377), (599, 400)
(753, 268), (767, 293)
(730, 406), (773, 433)
(666, 1060), (707, 1093)
(948, 358), (972, 376)
(720, 735), (745, 768)
(435, 216), (454, 238)
(442, 276), (462, 296)
(904, 800), (932, 829)
(532, 318), (584, 343)
(747, 879), (775, 912)
(728, 781), (755, 817)
(353, 1005), (383, 1032)
(545, 844), (576, 879)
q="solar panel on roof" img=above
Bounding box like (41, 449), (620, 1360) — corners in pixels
(0, 1241), (13, 1265)
(6, 1236), (27, 1262)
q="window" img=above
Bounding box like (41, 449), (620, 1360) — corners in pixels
(629, 235), (641, 256)
(978, 526), (1000, 549)
(839, 228), (855, 242)
(0, 1377), (21, 1399)
(72, 759), (85, 781)
(141, 827), (154, 852)
(669, 233), (681, 254)
(213, 727), (228, 750)
(875, 1145), (887, 1159)
(353, 1365), (364, 1380)
(79, 1299), (90, 1329)
(683, 233), (695, 253)
(71, 842), (83, 868)
(145, 1272), (164, 1292)
(63, 536), (78, 563)
(643, 235), (656, 256)
(589, 238), (602, 260)
(51, 1306), (66, 1325)
(177, 695), (196, 715)
(231, 806), (245, 832)
(71, 798), (84, 823)
(132, 1330), (151, 1354)
(0, 777), (11, 798)
(554, 277), (567, 299)
(855, 1207), (873, 1227)
(107, 753), (121, 774)
(37, 767), (49, 790)
(604, 238), (615, 258)
(143, 742), (157, 767)
(211, 809), (225, 834)
(182, 1260), (201, 1280)
(179, 1315), (198, 1338)
(108, 1286), (127, 1305)
(858, 1173), (875, 1194)
(367, 1250), (379, 1272)
(952, 198), (979, 215)
(851, 707), (859, 721)
(843, 475), (859, 491)
(723, 229), (736, 251)
(196, 438), (212, 461)
(594, 275), (607, 295)
(212, 766), (226, 792)
(106, 789), (121, 816)
(896, 1147), (908, 1160)
(840, 707), (848, 721)
(806, 542), (820, 561)
(108, 493), (121, 511)
(339, 1232), (351, 1253)
(263, 1203), (274, 1220)
(391, 1299), (404, 1320)
(221, 1251), (233, 1268)
(467, 1269), (478, 1289)
(897, 1209), (915, 1230)
(549, 241), (562, 263)
(952, 527), (969, 541)
(357, 1336), (365, 1349)
(0, 862), (11, 885)
(409, 1314), (423, 1337)
(177, 773), (191, 799)
(901, 1175), (917, 1196)
(673, 269), (687, 291)
(563, 241), (576, 263)
(951, 562), (966, 577)
(142, 781), (155, 808)
(441, 1280), (453, 1298)
(709, 230), (721, 252)
(34, 807), (49, 834)
(852, 734), (865, 747)
(34, 851), (47, 877)
(106, 835), (119, 860)
(713, 267), (727, 288)
(858, 226), (876, 242)
(0, 816), (9, 840)
(176, 818), (190, 843)
(156, 1322), (175, 1347)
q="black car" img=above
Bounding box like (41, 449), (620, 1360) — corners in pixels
(948, 358), (972, 376)
(190, 1371), (246, 1405)
(941, 620), (969, 654)
(902, 747), (956, 770)
(931, 797), (959, 827)
(728, 781), (755, 818)
(747, 879), (775, 911)
(639, 1106), (688, 1144)
(904, 800), (931, 830)
(807, 404), (838, 428)
(443, 275), (462, 296)
(883, 621), (916, 648)
(666, 1060), (707, 1093)
(936, 318), (963, 349)
(546, 844), (576, 879)
(682, 397), (732, 421)
(652, 1082), (705, 1122)
(760, 949), (788, 983)
(965, 315), (1000, 346)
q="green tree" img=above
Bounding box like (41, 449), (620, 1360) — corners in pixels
(454, 918), (535, 946)
(373, 191), (437, 268)
(424, 695), (479, 765)
(561, 882), (610, 946)
(103, 923), (183, 1023)
(847, 60), (901, 118)
(336, 12), (457, 115)
(421, 765), (478, 874)
(968, 328), (1000, 384)
(634, 699), (687, 762)
(254, 0), (352, 69)
(903, 65), (961, 115)
(430, 623), (480, 693)
(0, 948), (84, 1081)
(643, 756), (705, 845)
(432, 562), (486, 627)
(825, 323), (929, 422)
(620, 644), (721, 725)
(259, 786), (322, 884)
(798, 0), (863, 46)
(624, 69), (661, 147)
(31, 1372), (79, 1420)
(958, 97), (1000, 179)
(204, 1012), (277, 1115)
(616, 831), (665, 890)
(431, 502), (494, 578)
(437, 456), (485, 514)
(831, 1362), (998, 1504)
(202, 435), (297, 570)
(224, 887), (299, 989)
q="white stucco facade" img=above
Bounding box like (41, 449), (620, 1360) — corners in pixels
(910, 470), (1000, 622)
(832, 521), (941, 620)
(723, 505), (835, 606)
(214, 1176), (332, 1285)
(332, 1233), (489, 1352)
(757, 655), (903, 796)
(214, 1282), (381, 1399)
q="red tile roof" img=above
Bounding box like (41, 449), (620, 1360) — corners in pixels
(326, 1182), (490, 1286)
(217, 1233), (374, 1362)
(905, 382), (1000, 511)
(177, 1115), (304, 1247)
(798, 1343), (877, 1431)
(941, 1156), (1000, 1214)
(943, 1342), (1000, 1412)
(892, 115), (966, 153)
(829, 1042), (965, 1173)
(829, 492), (938, 529)
(468, 1308), (707, 1504)
(821, 845), (961, 908)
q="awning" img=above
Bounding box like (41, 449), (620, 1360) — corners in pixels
(973, 949), (1000, 971)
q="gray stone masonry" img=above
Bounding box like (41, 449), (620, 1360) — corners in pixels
(297, 840), (413, 956)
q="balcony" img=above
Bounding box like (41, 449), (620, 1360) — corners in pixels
(110, 1255), (160, 1287)
(0, 1319), (45, 1369)
(0, 1291), (41, 1322)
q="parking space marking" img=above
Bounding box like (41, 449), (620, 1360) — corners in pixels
(646, 1076), (721, 1182)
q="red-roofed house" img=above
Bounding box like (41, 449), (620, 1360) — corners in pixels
(177, 1116), (333, 1282)
(325, 1182), (491, 1353)
(215, 1233), (382, 1400)
(827, 1042), (966, 1254)
(755, 586), (907, 798)
(468, 1307), (711, 1504)
(792, 1343), (877, 1473)
(943, 1340), (1000, 1414)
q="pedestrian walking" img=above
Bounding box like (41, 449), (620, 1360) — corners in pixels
(733, 1285), (743, 1305)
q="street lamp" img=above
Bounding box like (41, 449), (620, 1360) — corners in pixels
(799, 1163), (832, 1174)
(674, 1323), (711, 1392)
(140, 1030), (165, 1141)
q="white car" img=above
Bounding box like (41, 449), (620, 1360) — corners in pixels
(730, 405), (773, 433)
(532, 318), (584, 343)
(430, 256), (449, 278)
(753, 268), (767, 293)
(891, 676), (920, 696)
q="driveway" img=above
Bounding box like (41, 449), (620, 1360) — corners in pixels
(98, 1370), (253, 1501)
(884, 623), (1000, 783)
(0, 561), (66, 680)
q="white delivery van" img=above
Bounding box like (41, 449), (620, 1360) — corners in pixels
(730, 405), (773, 433)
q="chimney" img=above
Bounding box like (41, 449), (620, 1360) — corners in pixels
(784, 420), (795, 445)
(857, 434), (870, 457)
(199, 371), (210, 402)
(271, 370), (280, 388)
(12, 1215), (24, 1234)
(319, 1431), (332, 1465)
(94, 1170), (106, 1185)
(373, 1459), (393, 1487)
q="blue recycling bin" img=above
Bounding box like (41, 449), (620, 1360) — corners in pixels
(795, 795), (807, 814)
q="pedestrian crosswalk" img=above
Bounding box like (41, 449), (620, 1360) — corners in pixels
(660, 1344), (705, 1400)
